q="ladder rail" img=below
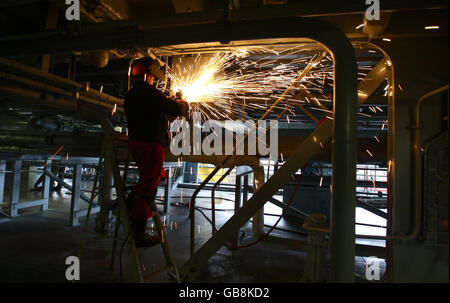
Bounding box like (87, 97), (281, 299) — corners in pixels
(100, 113), (180, 283)
(77, 150), (104, 259)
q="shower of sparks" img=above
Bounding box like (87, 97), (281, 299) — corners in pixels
(319, 176), (323, 187)
(148, 45), (386, 140)
(366, 149), (374, 157)
(161, 47), (337, 123)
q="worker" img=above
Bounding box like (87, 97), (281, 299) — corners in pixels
(124, 57), (189, 248)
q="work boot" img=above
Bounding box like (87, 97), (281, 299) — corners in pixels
(131, 219), (161, 248)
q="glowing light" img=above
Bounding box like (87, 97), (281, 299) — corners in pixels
(425, 25), (439, 30)
(382, 38), (391, 42)
(171, 53), (235, 103)
(355, 23), (364, 30)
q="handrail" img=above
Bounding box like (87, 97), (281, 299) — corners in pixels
(210, 164), (236, 235)
(406, 84), (449, 242)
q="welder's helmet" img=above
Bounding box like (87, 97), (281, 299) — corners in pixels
(130, 57), (164, 82)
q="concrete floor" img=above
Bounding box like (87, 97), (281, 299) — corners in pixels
(0, 180), (385, 283)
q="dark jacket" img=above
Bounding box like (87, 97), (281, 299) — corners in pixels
(124, 81), (188, 147)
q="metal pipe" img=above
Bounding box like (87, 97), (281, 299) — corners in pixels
(0, 83), (114, 123)
(0, 57), (122, 106)
(406, 84), (449, 242)
(0, 71), (121, 113)
(302, 224), (396, 240)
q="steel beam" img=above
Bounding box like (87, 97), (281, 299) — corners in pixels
(163, 168), (172, 222)
(43, 168), (93, 204)
(251, 166), (265, 237)
(269, 197), (308, 220)
(9, 160), (22, 217)
(70, 164), (82, 226)
(0, 1), (447, 57)
(357, 200), (388, 220)
(16, 199), (48, 210)
(41, 160), (51, 211)
(0, 160), (5, 204)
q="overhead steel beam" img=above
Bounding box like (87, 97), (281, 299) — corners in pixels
(0, 0), (54, 8)
(1, 0), (448, 57)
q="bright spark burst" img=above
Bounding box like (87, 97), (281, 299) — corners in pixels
(146, 44), (387, 134)
(171, 53), (234, 103)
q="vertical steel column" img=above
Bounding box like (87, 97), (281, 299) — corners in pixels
(98, 153), (114, 232)
(252, 166), (265, 237)
(41, 160), (51, 211)
(329, 38), (358, 283)
(0, 160), (5, 204)
(233, 175), (241, 246)
(9, 160), (22, 217)
(70, 164), (82, 226)
(164, 168), (172, 222)
(242, 175), (249, 205)
(102, 156), (113, 201)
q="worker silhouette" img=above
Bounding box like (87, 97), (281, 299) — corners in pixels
(124, 57), (189, 248)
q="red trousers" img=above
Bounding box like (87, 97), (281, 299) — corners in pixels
(129, 140), (166, 220)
